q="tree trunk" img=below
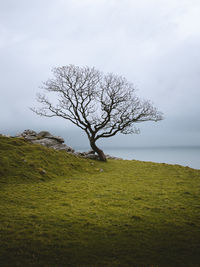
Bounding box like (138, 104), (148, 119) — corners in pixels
(90, 140), (107, 162)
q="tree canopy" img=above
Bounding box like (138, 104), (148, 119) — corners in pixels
(32, 65), (163, 161)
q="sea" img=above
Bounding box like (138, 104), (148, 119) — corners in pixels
(74, 146), (200, 170)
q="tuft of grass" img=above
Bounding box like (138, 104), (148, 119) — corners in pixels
(0, 136), (200, 266)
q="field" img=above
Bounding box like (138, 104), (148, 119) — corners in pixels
(0, 136), (200, 266)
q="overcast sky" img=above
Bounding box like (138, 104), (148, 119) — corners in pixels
(0, 0), (200, 148)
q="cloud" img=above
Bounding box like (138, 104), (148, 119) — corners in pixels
(0, 0), (200, 146)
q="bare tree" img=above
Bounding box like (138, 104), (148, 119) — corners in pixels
(31, 65), (163, 161)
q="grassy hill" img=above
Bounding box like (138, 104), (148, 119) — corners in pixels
(0, 135), (200, 267)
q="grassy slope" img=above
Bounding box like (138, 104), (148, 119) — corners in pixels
(0, 136), (200, 267)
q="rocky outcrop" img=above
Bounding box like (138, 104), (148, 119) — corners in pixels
(15, 130), (74, 152)
(15, 129), (122, 160)
(75, 150), (100, 160)
(74, 150), (122, 160)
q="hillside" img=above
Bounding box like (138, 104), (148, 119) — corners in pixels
(0, 135), (200, 266)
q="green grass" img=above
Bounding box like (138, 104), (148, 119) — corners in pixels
(0, 136), (200, 266)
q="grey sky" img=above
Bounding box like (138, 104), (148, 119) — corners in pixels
(0, 0), (200, 148)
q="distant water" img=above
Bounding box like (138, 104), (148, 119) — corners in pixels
(74, 146), (200, 170)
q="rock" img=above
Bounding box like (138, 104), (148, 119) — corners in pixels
(15, 130), (74, 152)
(22, 129), (37, 137)
(50, 143), (74, 152)
(38, 168), (46, 175)
(31, 138), (58, 147)
(84, 154), (99, 160)
(24, 135), (38, 141)
(32, 138), (74, 152)
(37, 131), (64, 143)
(75, 150), (100, 160)
(87, 150), (95, 155)
(37, 131), (52, 138)
(49, 136), (65, 143)
(38, 131), (64, 143)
